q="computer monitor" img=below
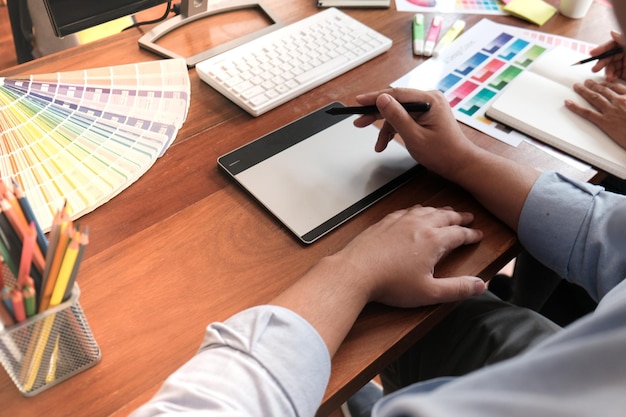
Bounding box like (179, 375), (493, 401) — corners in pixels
(43, 0), (283, 68)
(42, 0), (169, 37)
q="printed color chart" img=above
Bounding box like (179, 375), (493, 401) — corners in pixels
(0, 59), (190, 232)
(392, 19), (595, 147)
(397, 0), (506, 14)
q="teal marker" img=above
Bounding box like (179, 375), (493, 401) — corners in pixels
(412, 14), (425, 56)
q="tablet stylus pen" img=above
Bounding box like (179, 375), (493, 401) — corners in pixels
(326, 102), (431, 115)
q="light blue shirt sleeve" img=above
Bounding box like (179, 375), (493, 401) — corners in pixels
(517, 172), (626, 301)
(130, 305), (330, 417)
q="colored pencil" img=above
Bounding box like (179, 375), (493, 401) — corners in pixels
(10, 289), (26, 323)
(0, 199), (45, 276)
(12, 180), (48, 255)
(49, 230), (81, 307)
(39, 207), (64, 307)
(17, 222), (37, 288)
(61, 226), (88, 302)
(0, 210), (22, 277)
(39, 218), (72, 311)
(22, 278), (37, 318)
(0, 299), (15, 326)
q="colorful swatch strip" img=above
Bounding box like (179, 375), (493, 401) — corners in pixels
(393, 19), (597, 147)
(399, 0), (506, 14)
(0, 59), (190, 232)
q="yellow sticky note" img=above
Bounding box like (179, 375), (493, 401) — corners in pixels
(503, 0), (557, 26)
(76, 16), (134, 44)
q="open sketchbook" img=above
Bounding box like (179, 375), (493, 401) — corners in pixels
(485, 46), (626, 179)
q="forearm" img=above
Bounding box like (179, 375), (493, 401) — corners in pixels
(270, 254), (369, 357)
(445, 144), (541, 232)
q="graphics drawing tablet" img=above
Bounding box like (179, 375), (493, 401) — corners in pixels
(218, 102), (419, 244)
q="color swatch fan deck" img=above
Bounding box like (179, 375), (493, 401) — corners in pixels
(0, 59), (190, 231)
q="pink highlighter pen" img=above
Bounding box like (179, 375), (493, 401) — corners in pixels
(423, 16), (443, 57)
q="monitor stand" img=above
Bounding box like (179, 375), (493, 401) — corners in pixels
(138, 0), (283, 68)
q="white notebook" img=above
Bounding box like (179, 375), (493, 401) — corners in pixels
(485, 46), (626, 180)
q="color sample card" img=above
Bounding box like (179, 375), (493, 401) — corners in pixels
(397, 0), (507, 14)
(516, 28), (595, 55)
(392, 19), (595, 147)
(0, 59), (190, 231)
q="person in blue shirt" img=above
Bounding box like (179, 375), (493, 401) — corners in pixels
(491, 29), (626, 328)
(130, 6), (626, 416)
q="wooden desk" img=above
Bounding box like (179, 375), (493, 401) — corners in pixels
(0, 1), (616, 416)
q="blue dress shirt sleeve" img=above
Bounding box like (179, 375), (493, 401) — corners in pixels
(518, 172), (626, 301)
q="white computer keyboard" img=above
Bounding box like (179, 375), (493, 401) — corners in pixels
(195, 8), (392, 116)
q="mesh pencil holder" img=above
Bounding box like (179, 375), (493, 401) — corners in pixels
(0, 282), (101, 396)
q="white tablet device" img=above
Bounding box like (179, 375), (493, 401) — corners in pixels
(218, 103), (419, 244)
